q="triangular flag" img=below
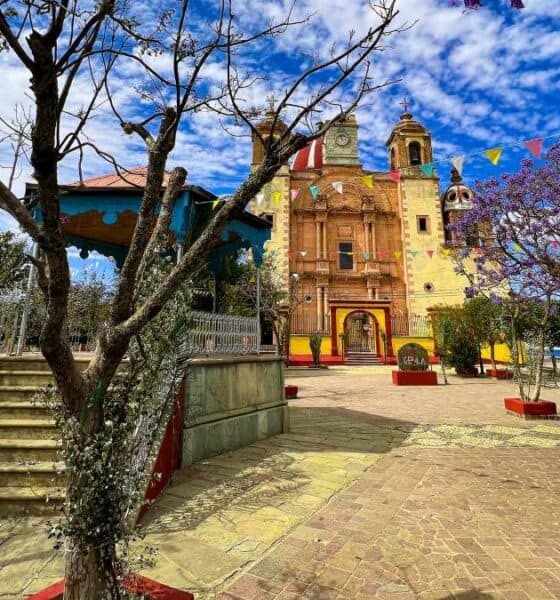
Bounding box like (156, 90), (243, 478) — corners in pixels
(393, 250), (402, 259)
(389, 170), (400, 183)
(460, 248), (469, 258)
(513, 243), (522, 252)
(377, 250), (387, 259)
(451, 156), (465, 175)
(362, 251), (370, 260)
(427, 250), (434, 259)
(552, 241), (560, 250)
(441, 248), (451, 257)
(362, 175), (374, 188)
(256, 192), (264, 206)
(273, 191), (282, 204)
(510, 0), (524, 8)
(291, 189), (300, 201)
(409, 250), (419, 258)
(300, 251), (307, 257)
(309, 184), (320, 199)
(212, 199), (220, 210)
(524, 138), (543, 159)
(473, 247), (482, 255)
(332, 181), (343, 194)
(484, 147), (503, 166)
(420, 163), (434, 177)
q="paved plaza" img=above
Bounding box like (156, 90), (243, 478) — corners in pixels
(2, 367), (560, 598)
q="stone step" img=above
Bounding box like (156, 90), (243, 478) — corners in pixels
(0, 419), (59, 440)
(0, 356), (91, 372)
(0, 386), (44, 402)
(0, 439), (61, 462)
(0, 486), (64, 516)
(0, 370), (54, 386)
(0, 401), (52, 419)
(0, 461), (64, 487)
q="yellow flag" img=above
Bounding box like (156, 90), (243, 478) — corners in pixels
(273, 191), (282, 204)
(362, 175), (374, 188)
(441, 247), (451, 256)
(212, 199), (220, 210)
(484, 147), (503, 166)
(514, 243), (521, 252)
(393, 250), (402, 259)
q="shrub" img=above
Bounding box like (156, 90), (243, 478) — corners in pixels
(309, 333), (322, 367)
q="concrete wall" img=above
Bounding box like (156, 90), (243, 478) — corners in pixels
(182, 356), (287, 465)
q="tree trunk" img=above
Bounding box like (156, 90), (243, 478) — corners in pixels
(478, 342), (484, 375)
(530, 328), (546, 403)
(551, 347), (558, 376)
(65, 544), (114, 600)
(490, 343), (496, 372)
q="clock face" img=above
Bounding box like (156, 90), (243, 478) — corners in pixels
(335, 132), (350, 147)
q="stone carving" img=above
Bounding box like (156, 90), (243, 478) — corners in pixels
(397, 343), (429, 372)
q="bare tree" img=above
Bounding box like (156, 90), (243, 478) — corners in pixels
(0, 0), (404, 597)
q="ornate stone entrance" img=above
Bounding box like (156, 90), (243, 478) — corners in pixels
(345, 311), (376, 353)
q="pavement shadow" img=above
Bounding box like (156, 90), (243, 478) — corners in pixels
(440, 593), (495, 599)
(140, 405), (417, 534)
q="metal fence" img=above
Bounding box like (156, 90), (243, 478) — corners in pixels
(183, 310), (258, 355)
(291, 312), (330, 335)
(391, 314), (432, 337)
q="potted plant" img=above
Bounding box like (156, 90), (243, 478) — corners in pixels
(309, 332), (323, 368)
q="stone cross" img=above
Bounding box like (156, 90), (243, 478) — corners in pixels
(399, 97), (410, 113)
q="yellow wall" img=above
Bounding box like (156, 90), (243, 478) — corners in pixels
(392, 336), (435, 356)
(480, 343), (512, 364)
(399, 178), (469, 316)
(290, 335), (332, 355)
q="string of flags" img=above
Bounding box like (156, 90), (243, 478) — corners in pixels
(286, 247), (458, 260)
(288, 131), (558, 201)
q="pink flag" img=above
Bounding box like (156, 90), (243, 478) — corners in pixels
(524, 138), (544, 159)
(389, 170), (401, 183)
(291, 189), (300, 201)
(552, 241), (560, 250)
(427, 250), (434, 259)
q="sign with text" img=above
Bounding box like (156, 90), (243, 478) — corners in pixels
(397, 343), (429, 372)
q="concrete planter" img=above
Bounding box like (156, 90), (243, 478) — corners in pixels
(487, 368), (513, 379)
(504, 397), (557, 419)
(392, 370), (438, 386)
(25, 575), (194, 599)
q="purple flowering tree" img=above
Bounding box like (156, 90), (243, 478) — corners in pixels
(452, 145), (560, 402)
(452, 1), (525, 9)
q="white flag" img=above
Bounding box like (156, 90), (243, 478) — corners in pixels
(332, 181), (343, 194)
(256, 192), (265, 205)
(451, 156), (465, 176)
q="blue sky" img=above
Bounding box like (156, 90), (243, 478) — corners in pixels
(0, 0), (559, 279)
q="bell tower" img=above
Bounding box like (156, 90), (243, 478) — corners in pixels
(387, 106), (468, 316)
(323, 114), (360, 166)
(385, 100), (434, 171)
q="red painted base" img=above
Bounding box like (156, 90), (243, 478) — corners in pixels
(392, 370), (438, 386)
(289, 355), (344, 366)
(487, 368), (513, 379)
(25, 575), (194, 600)
(285, 384), (298, 399)
(504, 397), (557, 418)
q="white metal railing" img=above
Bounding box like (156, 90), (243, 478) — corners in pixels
(392, 314), (432, 337)
(183, 310), (258, 355)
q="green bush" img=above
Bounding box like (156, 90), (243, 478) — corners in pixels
(445, 327), (479, 375)
(309, 333), (322, 367)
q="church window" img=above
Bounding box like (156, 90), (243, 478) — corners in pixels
(390, 147), (396, 171)
(409, 141), (422, 166)
(417, 215), (430, 233)
(339, 242), (353, 270)
(423, 282), (434, 293)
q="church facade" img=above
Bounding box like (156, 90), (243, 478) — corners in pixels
(249, 109), (473, 363)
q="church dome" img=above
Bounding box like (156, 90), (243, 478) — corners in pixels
(292, 138), (323, 171)
(443, 168), (474, 212)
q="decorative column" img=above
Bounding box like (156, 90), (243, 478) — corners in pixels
(363, 222), (369, 258)
(323, 287), (329, 331)
(316, 286), (323, 331)
(322, 222), (327, 259)
(367, 288), (374, 300)
(383, 307), (394, 356)
(316, 222), (321, 259)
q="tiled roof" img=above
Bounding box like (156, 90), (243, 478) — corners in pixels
(69, 166), (172, 189)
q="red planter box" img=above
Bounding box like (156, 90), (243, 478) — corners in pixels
(285, 384), (298, 399)
(504, 397), (557, 417)
(487, 368), (513, 379)
(25, 575), (194, 600)
(392, 370), (438, 386)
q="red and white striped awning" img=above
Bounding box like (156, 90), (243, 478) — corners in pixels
(292, 138), (323, 171)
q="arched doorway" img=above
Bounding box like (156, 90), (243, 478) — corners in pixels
(344, 311), (379, 354)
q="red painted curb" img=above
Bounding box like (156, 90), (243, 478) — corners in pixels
(504, 397), (557, 416)
(392, 370), (438, 386)
(25, 575), (194, 600)
(487, 368), (513, 379)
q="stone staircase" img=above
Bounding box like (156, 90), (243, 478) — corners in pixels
(0, 356), (87, 516)
(344, 352), (383, 366)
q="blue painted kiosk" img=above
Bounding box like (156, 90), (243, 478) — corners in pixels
(25, 167), (271, 275)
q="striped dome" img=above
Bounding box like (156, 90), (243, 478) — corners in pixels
(292, 138), (323, 171)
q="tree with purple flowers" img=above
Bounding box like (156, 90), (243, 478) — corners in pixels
(452, 145), (560, 402)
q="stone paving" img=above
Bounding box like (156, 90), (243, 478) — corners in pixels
(2, 367), (560, 598)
